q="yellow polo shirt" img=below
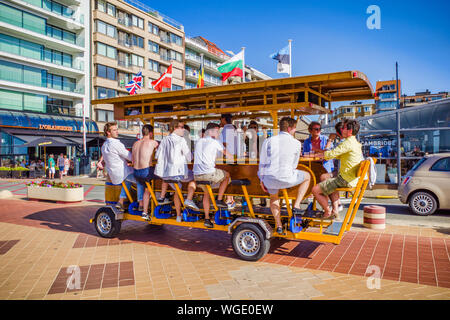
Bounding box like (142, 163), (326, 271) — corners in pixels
(324, 136), (363, 187)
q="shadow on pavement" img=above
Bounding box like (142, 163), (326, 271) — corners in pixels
(23, 205), (323, 261)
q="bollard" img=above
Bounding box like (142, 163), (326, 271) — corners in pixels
(363, 205), (386, 230)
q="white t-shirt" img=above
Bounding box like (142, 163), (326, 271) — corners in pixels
(101, 138), (133, 185)
(193, 136), (224, 175)
(258, 132), (302, 180)
(155, 133), (191, 178)
(220, 124), (237, 155)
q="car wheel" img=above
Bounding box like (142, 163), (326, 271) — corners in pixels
(409, 191), (438, 216)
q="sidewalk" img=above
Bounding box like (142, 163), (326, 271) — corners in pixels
(0, 198), (448, 300)
(0, 177), (399, 198)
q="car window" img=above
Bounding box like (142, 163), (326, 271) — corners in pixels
(411, 157), (427, 171)
(430, 157), (450, 172)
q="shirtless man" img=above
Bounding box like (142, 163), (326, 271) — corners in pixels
(132, 124), (159, 220)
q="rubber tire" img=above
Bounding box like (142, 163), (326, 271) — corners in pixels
(408, 191), (438, 216)
(231, 223), (270, 261)
(94, 207), (122, 238)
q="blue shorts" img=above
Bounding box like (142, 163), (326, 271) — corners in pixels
(261, 170), (305, 195)
(134, 167), (155, 183)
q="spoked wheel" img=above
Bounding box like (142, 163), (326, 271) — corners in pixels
(409, 191), (438, 216)
(94, 207), (122, 238)
(231, 223), (270, 261)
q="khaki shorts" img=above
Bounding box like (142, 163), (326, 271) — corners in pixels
(194, 169), (227, 190)
(318, 174), (350, 196)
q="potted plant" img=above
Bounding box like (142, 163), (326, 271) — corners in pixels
(11, 167), (29, 179)
(27, 180), (84, 202)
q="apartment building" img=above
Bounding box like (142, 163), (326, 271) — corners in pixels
(375, 80), (401, 113)
(401, 90), (448, 108)
(0, 0), (90, 117)
(92, 0), (185, 134)
(185, 36), (271, 89)
(331, 101), (375, 123)
(0, 0), (94, 164)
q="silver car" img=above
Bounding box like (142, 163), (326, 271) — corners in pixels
(398, 153), (450, 215)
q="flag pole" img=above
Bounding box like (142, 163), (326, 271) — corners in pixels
(288, 39), (292, 77)
(241, 47), (245, 83)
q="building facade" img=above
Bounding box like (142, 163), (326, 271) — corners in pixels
(374, 80), (401, 114)
(401, 90), (448, 108)
(91, 0), (185, 135)
(0, 0), (93, 165)
(330, 101), (375, 123)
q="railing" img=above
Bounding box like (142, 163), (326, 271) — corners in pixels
(123, 0), (184, 31)
(118, 17), (131, 27)
(118, 59), (130, 68)
(118, 39), (133, 48)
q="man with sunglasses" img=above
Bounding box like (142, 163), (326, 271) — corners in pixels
(303, 122), (335, 176)
(304, 119), (363, 219)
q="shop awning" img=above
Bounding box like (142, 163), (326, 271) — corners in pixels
(21, 137), (75, 147)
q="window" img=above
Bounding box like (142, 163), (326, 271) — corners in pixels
(172, 84), (182, 91)
(148, 59), (158, 72)
(106, 3), (116, 17)
(148, 40), (159, 53)
(96, 20), (116, 38)
(97, 64), (116, 80)
(97, 109), (114, 122)
(52, 50), (62, 65)
(172, 67), (183, 80)
(170, 50), (182, 62)
(132, 35), (144, 48)
(430, 157), (450, 172)
(131, 54), (144, 67)
(96, 42), (116, 59)
(97, 0), (106, 12)
(148, 22), (159, 35)
(170, 33), (182, 46)
(96, 87), (116, 99)
(132, 15), (144, 29)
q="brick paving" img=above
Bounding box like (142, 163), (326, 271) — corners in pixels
(0, 198), (449, 300)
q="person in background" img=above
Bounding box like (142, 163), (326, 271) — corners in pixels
(57, 153), (65, 179)
(96, 155), (104, 179)
(48, 154), (55, 179)
(29, 160), (36, 179)
(303, 122), (334, 178)
(63, 155), (70, 177)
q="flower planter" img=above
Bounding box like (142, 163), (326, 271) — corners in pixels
(27, 185), (84, 202)
(11, 171), (23, 179)
(0, 170), (11, 179)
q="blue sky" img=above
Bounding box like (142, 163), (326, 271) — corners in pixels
(142, 0), (449, 107)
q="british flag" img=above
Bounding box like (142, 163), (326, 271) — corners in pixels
(125, 71), (143, 95)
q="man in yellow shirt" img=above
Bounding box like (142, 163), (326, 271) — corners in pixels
(305, 119), (363, 219)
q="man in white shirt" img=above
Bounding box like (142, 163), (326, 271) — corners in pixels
(258, 117), (311, 234)
(101, 122), (136, 211)
(155, 119), (199, 222)
(219, 113), (237, 208)
(194, 122), (232, 228)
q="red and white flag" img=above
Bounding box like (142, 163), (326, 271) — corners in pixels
(151, 64), (172, 92)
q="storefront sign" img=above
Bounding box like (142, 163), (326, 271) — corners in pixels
(39, 124), (72, 131)
(362, 140), (396, 146)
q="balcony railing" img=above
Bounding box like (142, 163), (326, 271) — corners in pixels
(118, 17), (131, 27)
(117, 59), (130, 68)
(118, 39), (133, 48)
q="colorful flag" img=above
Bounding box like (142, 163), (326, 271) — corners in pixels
(270, 45), (290, 74)
(217, 50), (244, 82)
(151, 64), (172, 92)
(125, 71), (143, 95)
(197, 62), (204, 88)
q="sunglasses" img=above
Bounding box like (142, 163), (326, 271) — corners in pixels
(311, 127), (321, 131)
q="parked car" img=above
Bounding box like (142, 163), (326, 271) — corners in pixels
(398, 153), (450, 215)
